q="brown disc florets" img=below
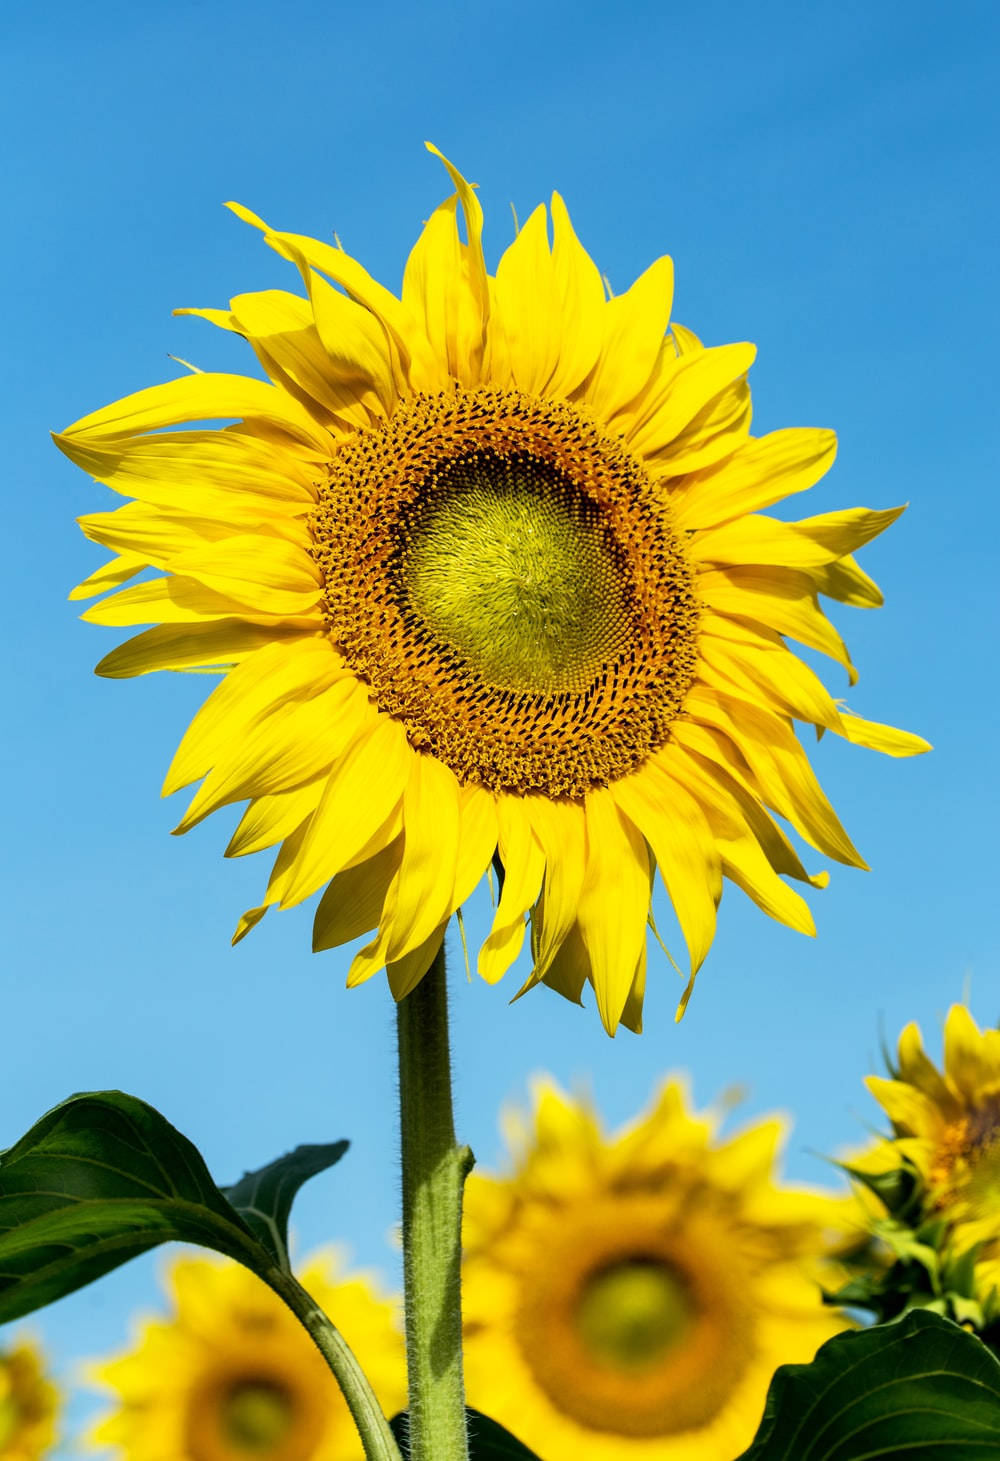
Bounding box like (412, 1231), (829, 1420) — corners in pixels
(309, 388), (700, 797)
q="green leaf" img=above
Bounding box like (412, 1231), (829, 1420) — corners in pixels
(737, 1309), (1000, 1460)
(222, 1141), (349, 1269)
(0, 1091), (346, 1323)
(390, 1410), (542, 1459)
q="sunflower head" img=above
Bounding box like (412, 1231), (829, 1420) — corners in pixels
(58, 144), (928, 1032)
(865, 1006), (1000, 1267)
(0, 1339), (59, 1461)
(87, 1251), (405, 1461)
(461, 1078), (852, 1459)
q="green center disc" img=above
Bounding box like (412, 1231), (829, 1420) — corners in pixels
(401, 452), (633, 696)
(577, 1259), (693, 1372)
(220, 1382), (296, 1453)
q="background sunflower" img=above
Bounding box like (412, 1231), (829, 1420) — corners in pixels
(87, 1252), (405, 1461)
(462, 1079), (852, 1459)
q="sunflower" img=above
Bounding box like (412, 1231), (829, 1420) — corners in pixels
(0, 1339), (58, 1461)
(56, 145), (928, 1033)
(865, 1006), (1000, 1288)
(87, 1251), (405, 1461)
(461, 1079), (850, 1460)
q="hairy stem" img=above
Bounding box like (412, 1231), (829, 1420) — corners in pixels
(397, 941), (473, 1460)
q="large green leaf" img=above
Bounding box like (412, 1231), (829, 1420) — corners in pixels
(0, 1091), (347, 1323)
(738, 1309), (1000, 1460)
(390, 1410), (541, 1458)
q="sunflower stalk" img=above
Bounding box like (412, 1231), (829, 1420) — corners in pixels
(265, 1268), (403, 1461)
(397, 942), (473, 1461)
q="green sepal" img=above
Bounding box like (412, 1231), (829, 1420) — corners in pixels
(390, 1410), (541, 1459)
(837, 1156), (918, 1218)
(736, 1310), (1000, 1460)
(0, 1092), (347, 1322)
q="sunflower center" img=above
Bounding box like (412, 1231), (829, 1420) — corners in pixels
(219, 1382), (296, 1453)
(310, 388), (700, 797)
(402, 454), (632, 695)
(933, 1096), (1000, 1217)
(576, 1258), (692, 1371)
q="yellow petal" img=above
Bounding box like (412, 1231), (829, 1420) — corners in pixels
(584, 255), (674, 419)
(698, 626), (844, 731)
(403, 150), (490, 391)
(687, 686), (866, 867)
(667, 731), (829, 890)
(865, 1075), (942, 1137)
(453, 785), (499, 906)
(382, 755), (461, 963)
(715, 818), (817, 936)
(95, 621), (312, 679)
(536, 922), (588, 1007)
(163, 638), (349, 794)
(619, 944), (648, 1035)
(478, 799), (545, 984)
(175, 676), (370, 832)
(312, 837), (405, 952)
(577, 789), (652, 1037)
(81, 573), (315, 629)
(623, 342), (756, 459)
(281, 716), (412, 907)
(671, 428), (837, 531)
(386, 923), (448, 1001)
(226, 287), (386, 428)
(690, 505), (905, 571)
(943, 1005), (1000, 1101)
(699, 565), (858, 684)
(492, 195), (605, 399)
(59, 372), (331, 452)
(69, 551), (145, 601)
(521, 797), (587, 982)
(544, 193), (606, 398)
(612, 760), (720, 976)
(812, 553), (883, 608)
(836, 714), (931, 757)
(53, 428), (317, 511)
(165, 535), (320, 617)
(226, 779), (325, 858)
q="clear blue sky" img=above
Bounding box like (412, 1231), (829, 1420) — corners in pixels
(3, 0), (998, 1448)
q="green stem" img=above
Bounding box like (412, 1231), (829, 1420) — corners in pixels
(267, 1266), (403, 1461)
(397, 941), (474, 1461)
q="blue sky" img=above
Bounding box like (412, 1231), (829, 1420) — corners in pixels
(3, 0), (998, 1447)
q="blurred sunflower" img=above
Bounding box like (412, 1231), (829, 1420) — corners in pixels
(865, 1005), (1000, 1284)
(88, 1251), (405, 1461)
(0, 1339), (58, 1461)
(461, 1079), (850, 1460)
(57, 145), (927, 1033)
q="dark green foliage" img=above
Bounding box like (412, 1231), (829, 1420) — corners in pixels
(738, 1309), (1000, 1460)
(0, 1091), (347, 1322)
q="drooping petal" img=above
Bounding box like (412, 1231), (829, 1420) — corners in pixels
(576, 789), (652, 1036)
(478, 798), (545, 984)
(612, 759), (720, 977)
(281, 715), (413, 908)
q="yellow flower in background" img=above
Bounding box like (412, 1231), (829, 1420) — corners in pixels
(866, 1005), (1000, 1284)
(57, 145), (927, 1033)
(0, 1339), (58, 1461)
(88, 1251), (405, 1461)
(461, 1079), (850, 1460)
